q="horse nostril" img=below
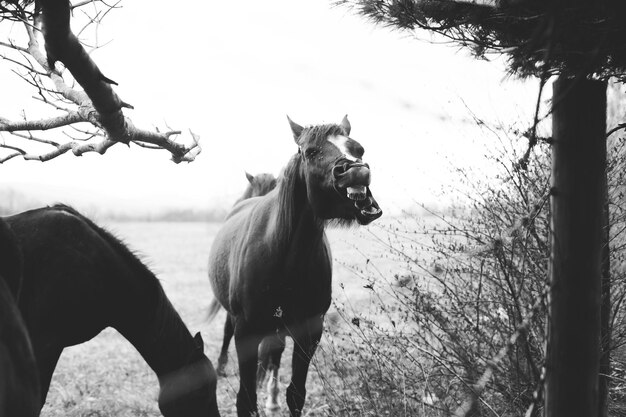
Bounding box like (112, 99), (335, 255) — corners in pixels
(333, 161), (353, 179)
(332, 165), (345, 179)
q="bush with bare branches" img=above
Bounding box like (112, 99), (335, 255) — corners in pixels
(315, 118), (626, 416)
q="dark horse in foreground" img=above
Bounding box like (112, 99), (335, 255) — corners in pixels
(6, 205), (220, 417)
(208, 116), (382, 416)
(0, 218), (40, 417)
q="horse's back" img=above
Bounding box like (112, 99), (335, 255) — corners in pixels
(7, 207), (113, 342)
(7, 205), (152, 345)
(6, 205), (107, 263)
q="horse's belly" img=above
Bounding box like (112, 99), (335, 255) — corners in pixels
(237, 266), (332, 331)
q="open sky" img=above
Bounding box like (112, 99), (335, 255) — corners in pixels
(0, 0), (542, 216)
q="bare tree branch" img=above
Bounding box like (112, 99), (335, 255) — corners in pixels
(0, 134), (116, 161)
(0, 0), (201, 163)
(0, 113), (83, 132)
(0, 40), (28, 53)
(40, 0), (127, 140)
(0, 151), (24, 163)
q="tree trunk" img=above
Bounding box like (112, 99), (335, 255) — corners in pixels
(545, 77), (606, 417)
(598, 140), (611, 417)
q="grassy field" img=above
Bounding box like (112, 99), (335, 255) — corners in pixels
(39, 219), (410, 417)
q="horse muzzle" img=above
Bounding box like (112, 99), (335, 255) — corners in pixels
(333, 161), (370, 195)
(332, 160), (382, 224)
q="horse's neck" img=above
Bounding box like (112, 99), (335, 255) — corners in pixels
(291, 206), (325, 247)
(274, 184), (326, 274)
(116, 297), (198, 378)
(276, 178), (323, 241)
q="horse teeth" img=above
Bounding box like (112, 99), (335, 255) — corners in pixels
(347, 186), (367, 200)
(361, 206), (381, 216)
(348, 193), (366, 201)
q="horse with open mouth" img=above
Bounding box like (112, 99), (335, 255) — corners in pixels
(6, 205), (221, 417)
(208, 115), (382, 416)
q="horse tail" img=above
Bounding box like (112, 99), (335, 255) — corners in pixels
(206, 298), (222, 323)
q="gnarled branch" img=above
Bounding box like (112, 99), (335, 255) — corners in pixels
(0, 0), (201, 163)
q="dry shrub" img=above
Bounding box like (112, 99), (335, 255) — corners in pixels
(315, 127), (626, 416)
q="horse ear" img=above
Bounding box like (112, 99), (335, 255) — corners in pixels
(193, 332), (205, 352)
(340, 114), (351, 136)
(287, 115), (304, 143)
(245, 172), (254, 184)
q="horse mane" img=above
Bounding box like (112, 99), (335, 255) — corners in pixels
(275, 154), (303, 246)
(275, 123), (345, 246)
(49, 204), (193, 360)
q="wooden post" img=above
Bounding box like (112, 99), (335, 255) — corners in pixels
(598, 140), (611, 417)
(546, 77), (606, 417)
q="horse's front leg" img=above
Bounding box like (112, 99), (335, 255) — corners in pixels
(234, 319), (263, 417)
(286, 316), (323, 417)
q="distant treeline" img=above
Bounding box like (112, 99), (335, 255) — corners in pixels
(0, 188), (229, 222)
(0, 204), (229, 223)
(102, 208), (228, 223)
(0, 188), (40, 216)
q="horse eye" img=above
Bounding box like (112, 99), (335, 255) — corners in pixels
(304, 148), (319, 158)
